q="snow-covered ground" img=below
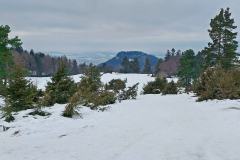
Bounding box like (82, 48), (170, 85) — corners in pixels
(1, 74), (240, 160)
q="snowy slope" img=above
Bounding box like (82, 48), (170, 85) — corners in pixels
(28, 73), (155, 91)
(1, 74), (240, 160)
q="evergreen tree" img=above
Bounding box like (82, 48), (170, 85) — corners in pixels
(143, 58), (151, 74)
(154, 58), (163, 74)
(44, 62), (76, 106)
(131, 58), (140, 73)
(178, 49), (196, 88)
(0, 25), (22, 87)
(121, 57), (130, 73)
(171, 48), (176, 56)
(3, 66), (37, 121)
(176, 50), (182, 56)
(165, 50), (171, 61)
(207, 8), (238, 69)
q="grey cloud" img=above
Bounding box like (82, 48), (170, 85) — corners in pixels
(1, 0), (239, 54)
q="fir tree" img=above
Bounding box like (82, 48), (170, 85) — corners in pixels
(3, 66), (37, 121)
(171, 48), (176, 56)
(165, 50), (171, 61)
(121, 57), (130, 73)
(44, 62), (76, 106)
(207, 8), (238, 69)
(131, 58), (140, 73)
(0, 25), (22, 89)
(154, 58), (163, 74)
(178, 49), (196, 88)
(143, 58), (151, 74)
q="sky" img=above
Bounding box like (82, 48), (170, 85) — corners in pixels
(1, 0), (240, 55)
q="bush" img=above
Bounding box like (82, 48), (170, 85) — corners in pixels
(63, 67), (140, 118)
(143, 77), (167, 94)
(162, 81), (178, 95)
(63, 66), (113, 117)
(118, 83), (139, 101)
(105, 79), (127, 93)
(92, 91), (116, 108)
(193, 67), (240, 101)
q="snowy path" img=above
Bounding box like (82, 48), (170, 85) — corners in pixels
(1, 74), (240, 160)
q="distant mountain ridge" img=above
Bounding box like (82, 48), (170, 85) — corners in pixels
(99, 51), (159, 73)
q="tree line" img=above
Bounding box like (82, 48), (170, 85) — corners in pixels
(13, 48), (90, 77)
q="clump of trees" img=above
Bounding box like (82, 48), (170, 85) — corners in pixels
(120, 57), (140, 73)
(143, 77), (178, 95)
(63, 67), (139, 118)
(178, 8), (240, 100)
(13, 48), (89, 77)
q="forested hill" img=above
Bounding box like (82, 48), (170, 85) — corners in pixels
(13, 48), (88, 77)
(98, 51), (159, 73)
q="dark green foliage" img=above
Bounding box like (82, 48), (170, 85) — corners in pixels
(2, 66), (37, 122)
(43, 63), (76, 106)
(4, 114), (15, 123)
(177, 49), (196, 88)
(105, 79), (127, 93)
(143, 77), (167, 94)
(28, 109), (51, 116)
(193, 67), (240, 101)
(93, 91), (116, 108)
(63, 66), (108, 117)
(206, 8), (238, 69)
(143, 58), (152, 74)
(0, 82), (7, 96)
(121, 57), (140, 73)
(5, 66), (37, 112)
(0, 25), (22, 85)
(162, 81), (178, 95)
(118, 83), (139, 101)
(164, 50), (171, 61)
(63, 66), (139, 118)
(154, 58), (163, 74)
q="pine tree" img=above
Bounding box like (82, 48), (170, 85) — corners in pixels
(44, 62), (76, 106)
(178, 49), (196, 88)
(171, 48), (176, 56)
(131, 58), (140, 73)
(3, 66), (37, 121)
(165, 50), (171, 61)
(207, 8), (238, 69)
(154, 58), (163, 74)
(143, 58), (151, 74)
(121, 57), (130, 73)
(0, 25), (22, 88)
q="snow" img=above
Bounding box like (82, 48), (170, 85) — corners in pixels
(0, 97), (4, 107)
(1, 74), (240, 160)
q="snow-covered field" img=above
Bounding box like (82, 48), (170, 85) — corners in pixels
(1, 74), (240, 160)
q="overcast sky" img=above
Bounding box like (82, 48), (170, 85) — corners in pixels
(1, 0), (240, 54)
